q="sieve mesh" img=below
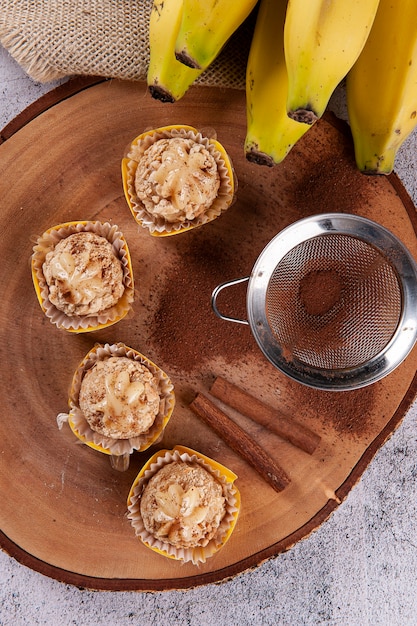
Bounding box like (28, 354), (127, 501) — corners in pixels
(265, 233), (402, 370)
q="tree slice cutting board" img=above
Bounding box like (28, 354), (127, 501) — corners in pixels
(1, 79), (417, 591)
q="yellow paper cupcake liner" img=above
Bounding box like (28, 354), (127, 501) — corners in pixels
(122, 125), (236, 237)
(57, 343), (175, 468)
(31, 221), (134, 332)
(127, 445), (240, 564)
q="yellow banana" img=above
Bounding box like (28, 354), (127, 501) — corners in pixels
(284, 0), (380, 124)
(147, 0), (203, 102)
(174, 0), (258, 70)
(346, 0), (417, 175)
(245, 0), (310, 166)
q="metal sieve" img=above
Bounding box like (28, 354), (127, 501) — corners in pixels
(211, 213), (417, 390)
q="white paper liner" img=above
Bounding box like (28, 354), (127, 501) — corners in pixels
(58, 342), (175, 456)
(124, 127), (236, 235)
(127, 448), (240, 565)
(31, 221), (134, 331)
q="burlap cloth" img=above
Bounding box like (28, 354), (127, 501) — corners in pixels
(0, 1), (252, 89)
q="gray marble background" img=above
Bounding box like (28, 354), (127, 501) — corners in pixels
(1, 44), (417, 626)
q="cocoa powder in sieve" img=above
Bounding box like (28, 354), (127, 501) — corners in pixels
(299, 269), (342, 316)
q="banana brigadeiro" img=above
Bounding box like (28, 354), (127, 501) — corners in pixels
(122, 125), (236, 236)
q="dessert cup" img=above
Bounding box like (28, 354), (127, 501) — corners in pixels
(57, 342), (175, 471)
(31, 220), (134, 332)
(122, 125), (236, 236)
(127, 445), (240, 563)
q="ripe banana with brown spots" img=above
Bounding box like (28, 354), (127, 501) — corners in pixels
(174, 0), (258, 71)
(284, 0), (380, 124)
(147, 0), (203, 103)
(346, 0), (417, 175)
(245, 0), (311, 166)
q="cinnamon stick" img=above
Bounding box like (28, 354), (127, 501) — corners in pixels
(190, 392), (290, 493)
(210, 376), (321, 455)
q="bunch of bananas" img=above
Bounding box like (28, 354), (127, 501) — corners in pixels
(147, 0), (417, 175)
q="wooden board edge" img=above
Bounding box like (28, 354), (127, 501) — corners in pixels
(0, 498), (339, 592)
(0, 75), (106, 144)
(335, 368), (417, 502)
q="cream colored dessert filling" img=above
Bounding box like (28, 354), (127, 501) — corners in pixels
(134, 137), (221, 223)
(140, 462), (226, 549)
(79, 357), (160, 439)
(43, 232), (124, 316)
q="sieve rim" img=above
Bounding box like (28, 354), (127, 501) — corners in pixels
(246, 213), (417, 391)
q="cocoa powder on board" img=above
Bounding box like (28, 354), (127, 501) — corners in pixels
(302, 384), (376, 437)
(148, 231), (257, 374)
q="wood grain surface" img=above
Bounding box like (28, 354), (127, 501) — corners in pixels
(1, 79), (417, 591)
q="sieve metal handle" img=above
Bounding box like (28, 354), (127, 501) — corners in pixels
(211, 277), (250, 325)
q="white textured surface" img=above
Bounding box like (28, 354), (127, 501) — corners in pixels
(1, 43), (417, 626)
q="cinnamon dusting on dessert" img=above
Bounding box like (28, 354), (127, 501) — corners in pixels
(134, 137), (220, 223)
(42, 231), (124, 316)
(140, 462), (226, 549)
(79, 356), (160, 439)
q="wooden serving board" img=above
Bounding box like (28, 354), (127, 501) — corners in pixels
(1, 79), (417, 591)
